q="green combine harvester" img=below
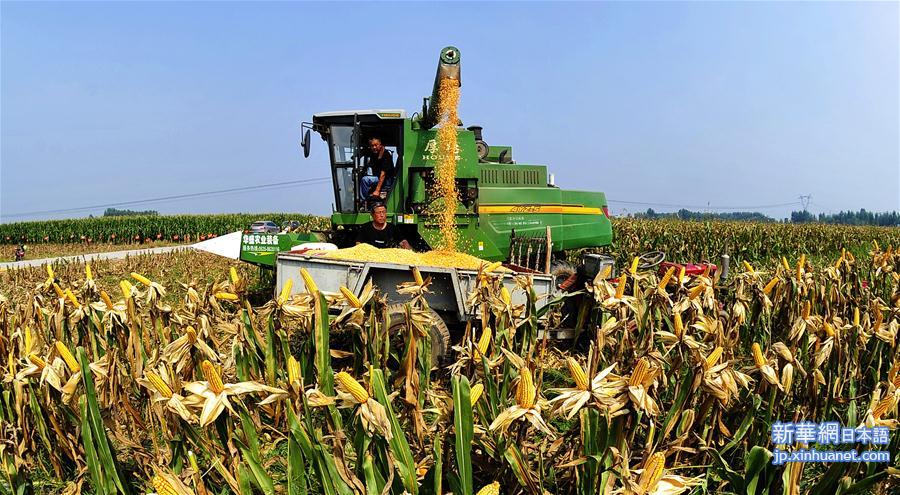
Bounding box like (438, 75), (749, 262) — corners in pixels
(239, 46), (613, 270)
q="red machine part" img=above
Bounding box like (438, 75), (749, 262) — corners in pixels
(658, 261), (717, 276)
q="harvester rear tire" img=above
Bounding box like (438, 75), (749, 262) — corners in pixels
(385, 304), (451, 366)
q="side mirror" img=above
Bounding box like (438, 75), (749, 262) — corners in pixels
(301, 129), (311, 158)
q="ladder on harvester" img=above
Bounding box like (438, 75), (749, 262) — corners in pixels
(507, 227), (553, 274)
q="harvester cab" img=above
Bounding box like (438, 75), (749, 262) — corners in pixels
(239, 45), (614, 271)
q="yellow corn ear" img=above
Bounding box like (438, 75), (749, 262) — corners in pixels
(470, 383), (484, 406)
(500, 286), (511, 305)
(567, 357), (589, 391)
(185, 326), (197, 344)
(483, 261), (503, 273)
(152, 475), (178, 495)
(300, 268), (318, 294)
(835, 250), (844, 269)
(202, 360), (224, 394)
(705, 346), (724, 370)
(340, 286), (362, 308)
(214, 292), (239, 301)
(131, 272), (152, 286)
(874, 309), (883, 329)
(100, 290), (115, 310)
(287, 355), (301, 384)
(475, 481), (500, 495)
(688, 283), (705, 300)
(230, 266), (240, 284)
(796, 254), (805, 282)
(630, 357), (650, 387)
(46, 264), (55, 280)
(28, 354), (46, 370)
(55, 341), (80, 373)
(24, 326), (33, 354)
(516, 367), (536, 409)
(85, 264), (93, 281)
(752, 343), (766, 368)
(802, 301), (811, 320)
(64, 288), (81, 308)
(658, 266), (676, 290)
(120, 280), (133, 299)
(279, 278), (293, 304)
(146, 371), (173, 399)
(336, 371), (369, 402)
(873, 396), (895, 420)
(678, 265), (686, 284)
(781, 363), (794, 394)
(742, 260), (754, 273)
(52, 283), (65, 298)
(615, 274), (627, 299)
(763, 277), (779, 295)
(638, 452), (665, 492)
(781, 256), (791, 271)
(629, 256), (640, 274)
(853, 307), (860, 327)
(673, 311), (684, 339)
(823, 321), (835, 337)
(412, 267), (424, 285)
(474, 327), (492, 358)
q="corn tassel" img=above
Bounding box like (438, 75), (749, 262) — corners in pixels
(658, 266), (675, 290)
(763, 277), (779, 295)
(131, 272), (152, 286)
(340, 286), (362, 308)
(752, 343), (766, 368)
(146, 371), (173, 399)
(336, 371), (369, 402)
(630, 358), (650, 387)
(516, 367), (536, 409)
(300, 268), (318, 294)
(638, 452), (665, 492)
(470, 383), (484, 406)
(202, 360), (224, 394)
(475, 481), (500, 495)
(56, 341), (80, 373)
(567, 357), (589, 391)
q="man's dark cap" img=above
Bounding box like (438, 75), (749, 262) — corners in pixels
(370, 202), (386, 212)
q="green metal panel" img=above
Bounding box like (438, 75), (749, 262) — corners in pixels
(240, 232), (323, 267)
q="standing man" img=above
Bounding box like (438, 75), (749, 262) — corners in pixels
(358, 137), (395, 201)
(355, 203), (412, 249)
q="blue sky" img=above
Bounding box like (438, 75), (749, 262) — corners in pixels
(2, 1), (898, 222)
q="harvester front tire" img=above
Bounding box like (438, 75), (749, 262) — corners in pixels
(385, 304), (451, 365)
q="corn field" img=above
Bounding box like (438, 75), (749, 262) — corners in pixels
(0, 240), (898, 494)
(0, 214), (328, 245)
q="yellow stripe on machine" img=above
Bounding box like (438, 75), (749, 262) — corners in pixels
(478, 204), (603, 215)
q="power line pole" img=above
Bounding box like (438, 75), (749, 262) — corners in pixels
(798, 194), (811, 211)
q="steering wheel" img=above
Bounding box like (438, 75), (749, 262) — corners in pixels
(638, 251), (666, 270)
